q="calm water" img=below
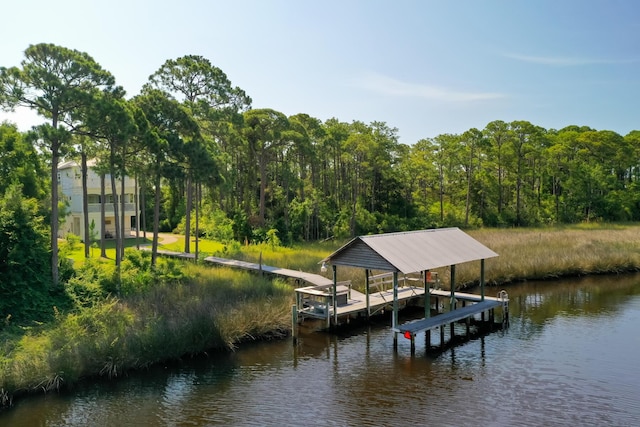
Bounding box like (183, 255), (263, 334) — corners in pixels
(2, 275), (640, 426)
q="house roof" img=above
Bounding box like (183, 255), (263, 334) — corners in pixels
(58, 159), (99, 170)
(322, 227), (498, 274)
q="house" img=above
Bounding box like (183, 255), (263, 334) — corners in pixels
(58, 159), (139, 240)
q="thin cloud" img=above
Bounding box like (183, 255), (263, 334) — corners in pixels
(504, 52), (637, 66)
(358, 72), (506, 102)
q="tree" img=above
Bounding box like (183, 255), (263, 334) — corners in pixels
(243, 108), (290, 225)
(509, 121), (542, 226)
(0, 184), (51, 321)
(134, 88), (199, 266)
(484, 120), (511, 221)
(0, 123), (46, 199)
(1, 43), (115, 286)
(82, 88), (139, 286)
(147, 55), (251, 253)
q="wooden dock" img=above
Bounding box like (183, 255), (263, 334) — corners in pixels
(149, 248), (509, 354)
(204, 256), (333, 286)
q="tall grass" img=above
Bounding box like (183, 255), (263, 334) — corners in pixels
(457, 226), (640, 287)
(0, 263), (292, 404)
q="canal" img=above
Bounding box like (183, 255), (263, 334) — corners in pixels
(1, 274), (639, 426)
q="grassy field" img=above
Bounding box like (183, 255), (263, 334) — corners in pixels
(3, 224), (640, 408)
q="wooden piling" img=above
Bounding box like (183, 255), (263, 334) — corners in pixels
(291, 304), (298, 345)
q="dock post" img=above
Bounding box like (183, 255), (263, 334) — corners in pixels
(424, 270), (431, 349)
(440, 325), (445, 349)
(393, 272), (399, 350)
(450, 264), (456, 311)
(410, 335), (415, 355)
(424, 270), (430, 319)
(480, 259), (485, 301)
(292, 304), (298, 345)
(326, 295), (331, 329)
(332, 265), (338, 327)
(365, 269), (371, 320)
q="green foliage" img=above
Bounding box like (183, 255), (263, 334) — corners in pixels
(176, 205), (234, 242)
(0, 123), (47, 200)
(64, 259), (112, 308)
(0, 184), (52, 323)
(265, 228), (281, 249)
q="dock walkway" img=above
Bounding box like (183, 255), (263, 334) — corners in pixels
(204, 256), (332, 287)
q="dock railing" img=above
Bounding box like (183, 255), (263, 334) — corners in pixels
(368, 271), (432, 294)
(295, 281), (352, 327)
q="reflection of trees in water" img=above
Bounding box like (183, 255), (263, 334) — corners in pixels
(507, 273), (640, 339)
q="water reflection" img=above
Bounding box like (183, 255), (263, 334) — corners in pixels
(2, 274), (639, 426)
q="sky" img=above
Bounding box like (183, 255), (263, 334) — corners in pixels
(1, 0), (639, 145)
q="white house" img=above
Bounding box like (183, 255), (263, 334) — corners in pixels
(58, 159), (139, 240)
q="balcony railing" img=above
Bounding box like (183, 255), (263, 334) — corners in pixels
(87, 203), (136, 213)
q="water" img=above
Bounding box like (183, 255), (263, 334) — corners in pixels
(2, 275), (640, 426)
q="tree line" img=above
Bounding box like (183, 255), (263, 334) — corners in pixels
(2, 43), (640, 290)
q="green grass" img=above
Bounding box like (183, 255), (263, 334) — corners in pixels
(61, 236), (152, 265)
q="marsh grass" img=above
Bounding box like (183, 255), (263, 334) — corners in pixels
(457, 226), (640, 288)
(0, 263), (292, 402)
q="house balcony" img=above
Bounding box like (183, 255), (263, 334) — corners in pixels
(86, 203), (137, 214)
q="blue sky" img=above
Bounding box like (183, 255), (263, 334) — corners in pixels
(1, 0), (639, 145)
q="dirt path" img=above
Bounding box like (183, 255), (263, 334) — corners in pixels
(156, 232), (180, 245)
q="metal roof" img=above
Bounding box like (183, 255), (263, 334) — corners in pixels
(322, 227), (498, 274)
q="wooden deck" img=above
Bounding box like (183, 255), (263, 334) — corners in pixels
(296, 285), (427, 321)
(295, 282), (507, 326)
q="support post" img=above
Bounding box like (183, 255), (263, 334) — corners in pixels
(291, 304), (298, 345)
(365, 269), (371, 319)
(332, 265), (338, 327)
(480, 259), (485, 301)
(326, 295), (330, 329)
(393, 272), (399, 350)
(424, 270), (430, 347)
(424, 270), (430, 319)
(450, 264), (456, 311)
(410, 335), (415, 355)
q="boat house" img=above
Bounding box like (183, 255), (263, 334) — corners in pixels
(295, 227), (508, 352)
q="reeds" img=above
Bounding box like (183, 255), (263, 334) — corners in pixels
(458, 226), (640, 287)
(0, 263), (292, 403)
